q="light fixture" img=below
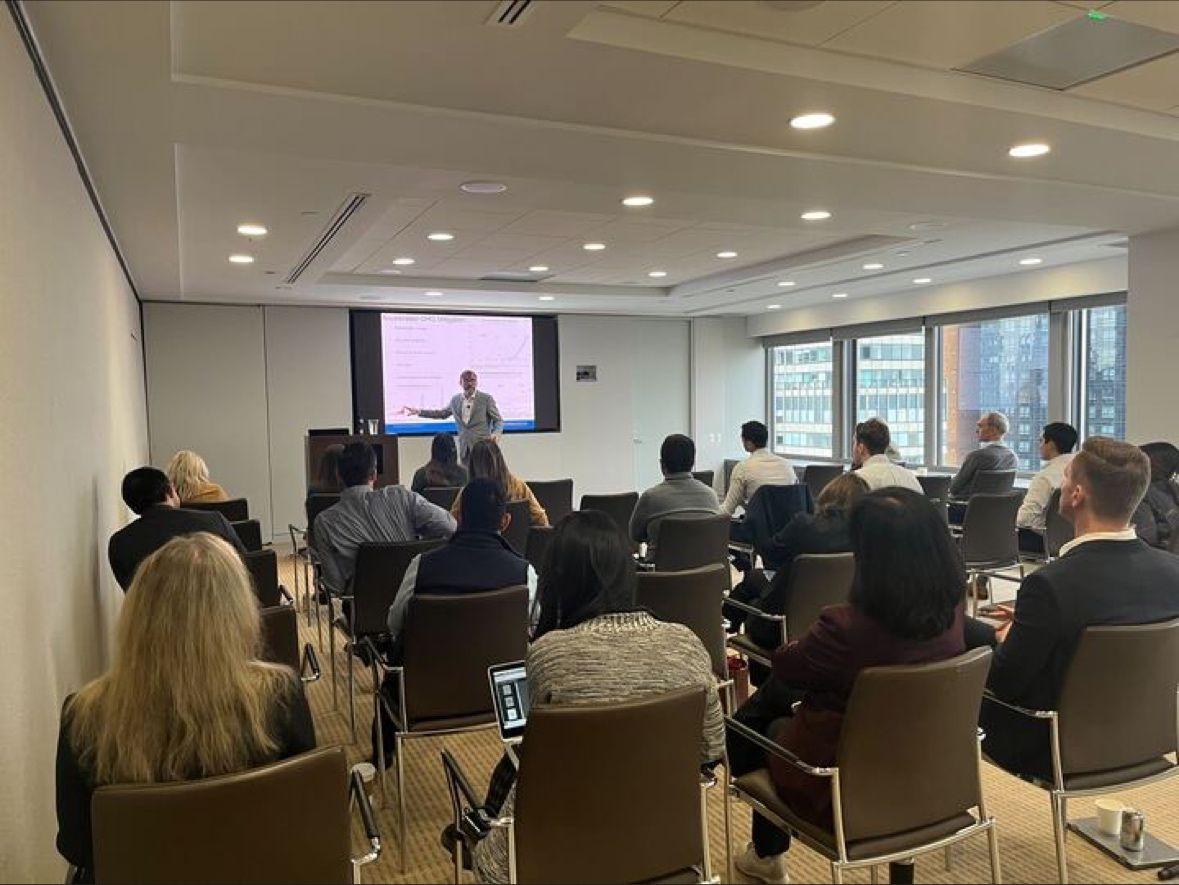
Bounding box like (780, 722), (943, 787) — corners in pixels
(1009, 142), (1051, 159)
(583, 242), (606, 251)
(392, 257), (415, 266)
(529, 265), (549, 273)
(379, 268), (402, 275)
(913, 277), (932, 285)
(862, 262), (884, 270)
(801, 210), (831, 221)
(1019, 257), (1043, 266)
(777, 280), (796, 287)
(767, 304), (782, 310)
(427, 232), (455, 242)
(790, 112), (835, 130)
(716, 250), (738, 259)
(832, 292), (849, 299)
(622, 195), (654, 207)
(425, 290), (443, 297)
(228, 254), (254, 264)
(236, 223), (267, 237)
(460, 180), (508, 194)
(648, 270), (668, 278)
(539, 295), (555, 301)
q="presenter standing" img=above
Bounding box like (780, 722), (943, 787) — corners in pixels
(403, 369), (503, 463)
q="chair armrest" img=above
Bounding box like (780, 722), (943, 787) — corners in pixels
(725, 716), (835, 777)
(723, 597), (786, 623)
(441, 749), (483, 811)
(981, 690), (1057, 720)
(279, 584), (295, 605)
(349, 767), (382, 867)
(300, 643), (321, 683)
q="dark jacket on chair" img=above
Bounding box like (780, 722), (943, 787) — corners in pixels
(107, 505), (246, 591)
(980, 537), (1179, 780)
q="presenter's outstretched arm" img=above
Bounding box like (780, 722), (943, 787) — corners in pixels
(407, 405), (454, 420)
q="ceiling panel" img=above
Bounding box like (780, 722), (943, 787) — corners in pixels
(598, 0), (681, 17)
(663, 1), (894, 47)
(501, 209), (616, 237)
(1071, 51), (1179, 110)
(824, 0), (1080, 69)
(1105, 1), (1179, 35)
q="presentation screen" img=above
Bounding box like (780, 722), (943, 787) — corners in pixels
(350, 310), (560, 436)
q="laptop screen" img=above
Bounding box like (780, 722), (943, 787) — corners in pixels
(488, 661), (529, 742)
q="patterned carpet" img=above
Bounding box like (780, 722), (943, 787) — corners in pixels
(278, 555), (1178, 884)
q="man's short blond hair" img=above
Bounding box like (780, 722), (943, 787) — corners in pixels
(1071, 437), (1151, 523)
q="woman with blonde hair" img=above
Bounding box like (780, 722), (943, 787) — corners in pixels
(450, 438), (548, 527)
(56, 533), (315, 878)
(166, 450), (229, 504)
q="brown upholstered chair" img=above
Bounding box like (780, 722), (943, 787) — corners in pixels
(186, 497), (249, 522)
(637, 564), (729, 680)
(502, 500), (531, 555)
(526, 479), (573, 525)
(692, 470), (715, 490)
(1043, 488), (1075, 560)
(957, 492), (1023, 614)
(92, 747), (380, 884)
(422, 486), (461, 510)
(579, 492), (639, 539)
(728, 648), (999, 885)
(970, 469), (1017, 496)
(524, 525), (554, 573)
(230, 518), (264, 552)
(442, 687), (712, 884)
(983, 619), (1179, 883)
(288, 493), (341, 643)
(917, 474), (952, 501)
(726, 553), (855, 669)
(244, 549), (283, 607)
(259, 604), (320, 684)
(652, 513), (732, 573)
(803, 464), (845, 505)
(371, 585), (530, 870)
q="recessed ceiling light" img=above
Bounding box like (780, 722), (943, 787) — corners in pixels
(236, 223), (267, 237)
(427, 232), (455, 242)
(648, 270), (668, 278)
(767, 304), (782, 310)
(379, 268), (402, 275)
(622, 195), (654, 207)
(1009, 142), (1051, 159)
(716, 250), (738, 259)
(1019, 257), (1043, 266)
(425, 291), (443, 297)
(790, 112), (835, 130)
(801, 210), (832, 221)
(862, 262), (884, 270)
(913, 277), (932, 285)
(529, 265), (549, 273)
(228, 254), (254, 264)
(908, 221), (946, 231)
(460, 180), (508, 194)
(832, 292), (849, 299)
(777, 280), (796, 287)
(538, 295), (555, 301)
(583, 242), (606, 251)
(392, 257), (415, 266)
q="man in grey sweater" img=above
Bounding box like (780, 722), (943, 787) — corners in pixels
(629, 434), (720, 559)
(949, 410), (1020, 498)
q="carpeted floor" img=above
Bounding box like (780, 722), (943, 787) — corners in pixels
(279, 554), (1177, 884)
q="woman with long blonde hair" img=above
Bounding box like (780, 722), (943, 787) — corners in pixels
(166, 449), (229, 504)
(450, 439), (548, 527)
(56, 533), (315, 877)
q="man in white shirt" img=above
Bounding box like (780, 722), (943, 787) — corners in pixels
(720, 420), (796, 516)
(852, 418), (923, 493)
(1016, 422), (1078, 553)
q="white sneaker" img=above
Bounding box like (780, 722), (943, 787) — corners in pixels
(734, 842), (789, 884)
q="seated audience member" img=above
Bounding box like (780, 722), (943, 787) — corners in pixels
(948, 411), (1018, 499)
(630, 433), (720, 559)
(1016, 422), (1077, 553)
(725, 473), (869, 655)
(315, 442), (455, 595)
(469, 511), (724, 884)
(451, 439), (548, 527)
(410, 433), (468, 493)
(978, 437), (1179, 781)
(851, 418), (922, 493)
(728, 488), (966, 885)
(1132, 441), (1179, 550)
(720, 420), (796, 516)
(166, 449), (229, 504)
(57, 534), (315, 880)
(107, 467), (245, 591)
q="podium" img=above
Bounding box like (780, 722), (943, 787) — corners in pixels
(306, 433), (400, 489)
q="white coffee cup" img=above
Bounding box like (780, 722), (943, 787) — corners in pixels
(1096, 798), (1125, 836)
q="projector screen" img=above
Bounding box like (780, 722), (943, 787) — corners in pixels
(350, 310), (560, 436)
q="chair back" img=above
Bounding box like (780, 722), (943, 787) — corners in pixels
(259, 604), (299, 671)
(636, 564), (729, 678)
(837, 648), (991, 843)
(503, 500), (531, 555)
(422, 486), (461, 510)
(352, 539), (446, 636)
(579, 492), (639, 538)
(244, 549), (281, 607)
(959, 492), (1021, 566)
(803, 464), (845, 504)
(513, 688), (707, 884)
(525, 526), (554, 572)
(93, 748), (351, 884)
(1056, 619), (1179, 776)
(1044, 487), (1074, 558)
(186, 497), (249, 522)
(401, 585), (529, 724)
(917, 474), (952, 501)
(304, 493), (340, 531)
(692, 470), (715, 490)
(652, 513), (731, 572)
(971, 469), (1016, 496)
(231, 518), (263, 552)
(784, 553), (856, 641)
(526, 479), (573, 525)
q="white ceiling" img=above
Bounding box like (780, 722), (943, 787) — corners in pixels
(22, 0), (1179, 316)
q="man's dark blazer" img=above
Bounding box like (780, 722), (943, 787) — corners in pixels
(108, 504), (246, 590)
(981, 538), (1179, 779)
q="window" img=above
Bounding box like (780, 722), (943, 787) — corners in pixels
(769, 342), (834, 457)
(939, 313), (1049, 471)
(1080, 304), (1127, 440)
(854, 333), (925, 464)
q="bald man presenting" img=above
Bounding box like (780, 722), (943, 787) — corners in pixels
(403, 369), (503, 463)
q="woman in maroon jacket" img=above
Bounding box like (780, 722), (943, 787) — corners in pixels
(731, 487), (967, 885)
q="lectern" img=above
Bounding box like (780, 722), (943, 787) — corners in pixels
(305, 433), (400, 489)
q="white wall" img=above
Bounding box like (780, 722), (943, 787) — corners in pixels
(0, 18), (149, 881)
(692, 317), (766, 489)
(1127, 228), (1179, 444)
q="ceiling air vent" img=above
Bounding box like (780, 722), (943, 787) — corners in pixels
(285, 192), (370, 284)
(486, 0), (535, 29)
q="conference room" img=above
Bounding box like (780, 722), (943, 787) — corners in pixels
(6, 0), (1179, 882)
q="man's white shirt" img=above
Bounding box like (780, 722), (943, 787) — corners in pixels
(854, 454), (923, 493)
(720, 448), (797, 515)
(1017, 453), (1075, 532)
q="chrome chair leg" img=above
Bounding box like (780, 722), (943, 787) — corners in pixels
(945, 843), (953, 870)
(397, 733), (408, 872)
(830, 860), (844, 884)
(870, 865), (879, 885)
(988, 821), (1003, 884)
(1051, 792), (1069, 884)
(347, 643), (357, 741)
(723, 764), (734, 885)
(699, 781), (713, 883)
(329, 605), (339, 711)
